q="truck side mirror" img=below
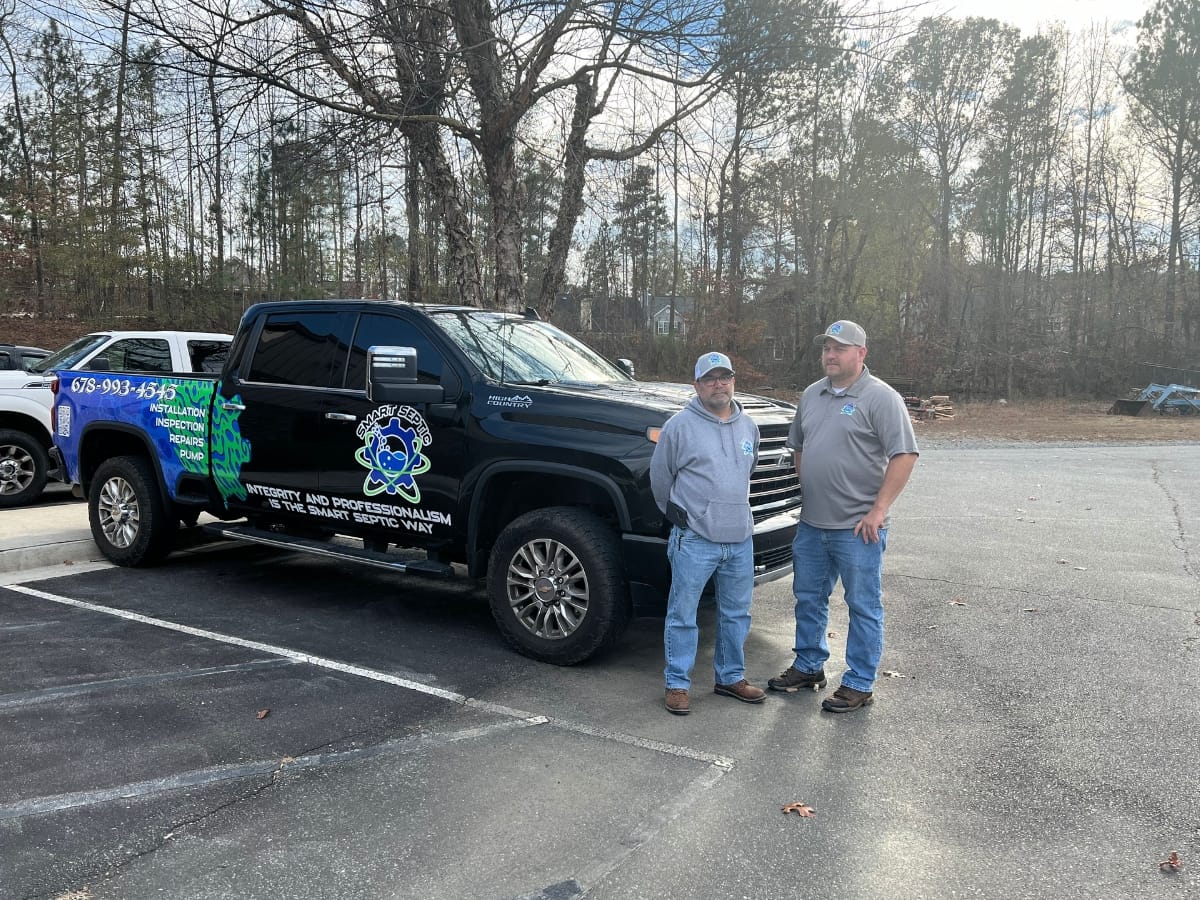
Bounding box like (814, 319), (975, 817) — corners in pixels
(616, 358), (635, 378)
(367, 345), (444, 404)
(87, 355), (112, 371)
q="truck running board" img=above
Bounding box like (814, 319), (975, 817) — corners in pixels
(202, 523), (456, 579)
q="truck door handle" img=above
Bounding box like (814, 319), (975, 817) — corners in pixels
(325, 412), (357, 422)
(220, 400), (246, 411)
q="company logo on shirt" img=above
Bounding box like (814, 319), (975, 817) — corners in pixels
(741, 438), (753, 456)
(840, 403), (857, 416)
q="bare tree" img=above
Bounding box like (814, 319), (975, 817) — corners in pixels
(100, 0), (730, 311)
(1123, 0), (1200, 344)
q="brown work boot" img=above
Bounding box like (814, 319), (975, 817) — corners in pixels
(713, 679), (766, 704)
(665, 688), (690, 715)
(821, 685), (874, 713)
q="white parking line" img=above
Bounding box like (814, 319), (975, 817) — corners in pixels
(6, 582), (736, 895)
(0, 658), (297, 709)
(7, 583), (467, 702)
(7, 583), (736, 772)
(0, 718), (539, 822)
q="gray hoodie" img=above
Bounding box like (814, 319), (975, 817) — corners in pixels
(650, 396), (760, 544)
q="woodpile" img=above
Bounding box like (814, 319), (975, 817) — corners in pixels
(904, 394), (955, 422)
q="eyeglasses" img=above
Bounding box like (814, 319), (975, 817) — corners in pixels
(698, 373), (734, 385)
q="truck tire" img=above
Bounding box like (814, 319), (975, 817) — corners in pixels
(487, 507), (631, 665)
(89, 456), (175, 566)
(0, 428), (48, 508)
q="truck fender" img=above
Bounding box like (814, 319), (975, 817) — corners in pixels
(467, 461), (632, 574)
(0, 394), (53, 439)
(76, 421), (175, 510)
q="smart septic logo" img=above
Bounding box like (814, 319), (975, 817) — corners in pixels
(354, 404), (432, 503)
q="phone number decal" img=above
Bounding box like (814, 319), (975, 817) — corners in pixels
(69, 377), (178, 402)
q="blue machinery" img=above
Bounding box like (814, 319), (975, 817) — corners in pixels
(1110, 383), (1200, 416)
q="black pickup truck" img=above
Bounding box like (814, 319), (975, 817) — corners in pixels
(53, 300), (802, 663)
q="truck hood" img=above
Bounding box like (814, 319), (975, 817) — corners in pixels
(500, 378), (796, 425)
(0, 369), (51, 389)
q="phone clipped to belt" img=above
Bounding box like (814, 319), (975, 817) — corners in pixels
(666, 501), (689, 530)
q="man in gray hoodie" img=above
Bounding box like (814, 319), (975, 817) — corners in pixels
(650, 351), (766, 715)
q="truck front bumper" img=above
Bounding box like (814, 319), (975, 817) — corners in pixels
(622, 509), (800, 616)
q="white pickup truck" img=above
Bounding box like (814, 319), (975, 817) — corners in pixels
(0, 330), (231, 507)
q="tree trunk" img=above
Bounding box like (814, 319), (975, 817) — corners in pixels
(535, 78), (594, 319)
(406, 122), (483, 306)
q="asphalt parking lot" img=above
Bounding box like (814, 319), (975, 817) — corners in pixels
(2, 441), (1198, 899)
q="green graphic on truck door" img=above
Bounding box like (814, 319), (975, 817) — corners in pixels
(158, 379), (217, 475)
(210, 393), (252, 504)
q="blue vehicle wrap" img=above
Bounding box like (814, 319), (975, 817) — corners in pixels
(54, 371), (251, 505)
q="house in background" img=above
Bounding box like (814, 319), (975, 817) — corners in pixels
(648, 295), (693, 337)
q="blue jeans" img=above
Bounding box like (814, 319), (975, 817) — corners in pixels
(791, 520), (887, 693)
(664, 527), (754, 690)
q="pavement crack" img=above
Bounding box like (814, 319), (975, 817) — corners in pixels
(1151, 459), (1198, 585)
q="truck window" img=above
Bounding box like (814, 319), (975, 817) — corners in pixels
(104, 338), (172, 373)
(246, 311), (352, 387)
(188, 340), (230, 373)
(28, 334), (109, 374)
(343, 313), (444, 390)
(431, 310), (627, 384)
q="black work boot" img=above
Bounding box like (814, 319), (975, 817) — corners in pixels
(767, 666), (828, 693)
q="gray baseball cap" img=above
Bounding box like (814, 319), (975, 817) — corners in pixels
(814, 320), (867, 347)
(695, 351), (734, 380)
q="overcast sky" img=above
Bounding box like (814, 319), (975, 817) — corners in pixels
(932, 0), (1148, 34)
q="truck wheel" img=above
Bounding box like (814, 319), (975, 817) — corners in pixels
(0, 429), (48, 508)
(487, 507), (631, 665)
(89, 456), (174, 566)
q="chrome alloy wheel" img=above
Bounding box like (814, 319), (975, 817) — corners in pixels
(505, 537), (589, 640)
(97, 475), (142, 549)
(0, 443), (34, 496)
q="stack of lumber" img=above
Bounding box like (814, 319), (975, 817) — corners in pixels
(903, 394), (954, 422)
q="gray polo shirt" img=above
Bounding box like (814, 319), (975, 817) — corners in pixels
(785, 365), (919, 529)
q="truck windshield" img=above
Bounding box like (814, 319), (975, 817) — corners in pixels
(29, 334), (109, 374)
(431, 311), (630, 384)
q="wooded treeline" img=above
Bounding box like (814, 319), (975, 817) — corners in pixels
(0, 0), (1197, 397)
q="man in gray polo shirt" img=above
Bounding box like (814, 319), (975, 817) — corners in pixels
(768, 320), (919, 712)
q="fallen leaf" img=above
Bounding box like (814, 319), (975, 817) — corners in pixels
(781, 802), (816, 818)
(947, 598), (967, 606)
(256, 708), (270, 720)
(1073, 566), (1086, 571)
(927, 624), (939, 630)
(1159, 851), (1182, 872)
(881, 670), (907, 678)
(1022, 607), (1039, 613)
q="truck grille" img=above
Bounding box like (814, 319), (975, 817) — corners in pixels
(750, 429), (802, 522)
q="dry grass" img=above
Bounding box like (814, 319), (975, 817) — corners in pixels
(915, 398), (1200, 442)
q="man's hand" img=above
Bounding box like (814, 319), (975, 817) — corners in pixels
(854, 509), (886, 543)
(854, 452), (918, 543)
